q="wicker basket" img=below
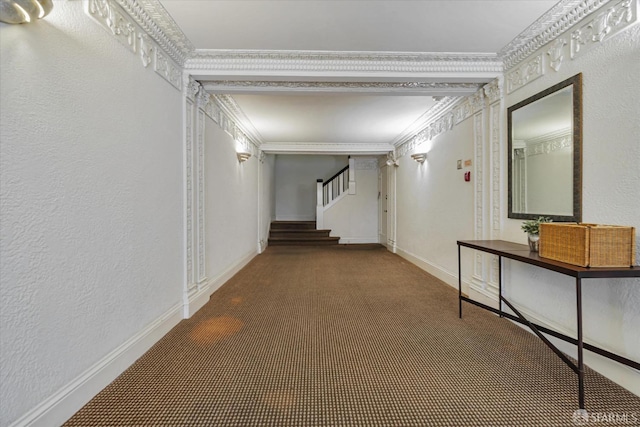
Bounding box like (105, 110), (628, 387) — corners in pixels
(539, 223), (636, 267)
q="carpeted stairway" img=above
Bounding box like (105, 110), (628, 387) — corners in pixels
(64, 245), (640, 426)
(268, 221), (340, 246)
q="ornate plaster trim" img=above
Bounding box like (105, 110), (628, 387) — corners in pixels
(202, 80), (483, 95)
(186, 50), (503, 74)
(506, 54), (544, 94)
(354, 158), (379, 170)
(395, 85), (491, 159)
(483, 77), (503, 104)
(260, 142), (394, 155)
(84, 0), (182, 90)
(570, 0), (637, 59)
(184, 98), (194, 290)
(473, 111), (485, 283)
(524, 129), (573, 157)
(500, 0), (613, 70)
(213, 94), (264, 145)
(115, 0), (193, 65)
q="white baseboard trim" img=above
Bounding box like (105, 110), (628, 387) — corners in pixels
(468, 283), (499, 309)
(338, 237), (379, 244)
(395, 247), (461, 291)
(10, 302), (183, 427)
(184, 249), (258, 318)
(504, 302), (640, 397)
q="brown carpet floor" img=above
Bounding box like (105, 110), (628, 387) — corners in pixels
(65, 245), (640, 426)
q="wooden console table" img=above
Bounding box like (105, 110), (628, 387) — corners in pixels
(457, 240), (640, 410)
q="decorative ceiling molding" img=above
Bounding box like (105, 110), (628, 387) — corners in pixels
(499, 0), (613, 70)
(212, 94), (265, 146)
(202, 80), (484, 95)
(186, 50), (503, 74)
(85, 0), (182, 90)
(392, 96), (461, 148)
(114, 0), (621, 75)
(116, 0), (194, 65)
(260, 142), (395, 155)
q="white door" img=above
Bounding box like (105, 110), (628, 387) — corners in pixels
(379, 165), (388, 246)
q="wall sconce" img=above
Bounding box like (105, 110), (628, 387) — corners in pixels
(0, 0), (53, 24)
(411, 153), (427, 163)
(236, 151), (251, 163)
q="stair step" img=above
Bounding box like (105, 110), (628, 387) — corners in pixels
(271, 221), (317, 230)
(268, 236), (340, 246)
(270, 229), (331, 238)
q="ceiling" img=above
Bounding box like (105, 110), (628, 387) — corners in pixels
(158, 0), (560, 153)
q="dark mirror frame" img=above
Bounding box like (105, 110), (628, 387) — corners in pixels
(507, 73), (583, 222)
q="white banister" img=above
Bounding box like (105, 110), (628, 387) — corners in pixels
(316, 163), (351, 229)
(316, 179), (324, 229)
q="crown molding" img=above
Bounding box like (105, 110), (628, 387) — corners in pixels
(499, 0), (613, 70)
(119, 0), (194, 65)
(201, 80), (483, 95)
(392, 96), (461, 148)
(212, 94), (265, 146)
(260, 142), (394, 155)
(186, 50), (503, 75)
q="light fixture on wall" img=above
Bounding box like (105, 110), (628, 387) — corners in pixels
(0, 0), (53, 24)
(411, 153), (427, 163)
(237, 151), (251, 162)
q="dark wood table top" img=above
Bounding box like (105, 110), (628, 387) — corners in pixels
(458, 240), (640, 279)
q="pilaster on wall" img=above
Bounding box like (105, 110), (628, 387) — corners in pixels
(387, 157), (398, 253)
(182, 76), (199, 316)
(468, 77), (504, 305)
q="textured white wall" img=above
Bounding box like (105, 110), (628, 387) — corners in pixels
(205, 121), (260, 280)
(260, 154), (276, 250)
(323, 158), (379, 243)
(501, 25), (640, 394)
(395, 120), (476, 286)
(275, 155), (348, 221)
(0, 3), (183, 426)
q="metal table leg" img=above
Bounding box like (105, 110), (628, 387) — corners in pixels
(458, 244), (462, 318)
(577, 277), (585, 409)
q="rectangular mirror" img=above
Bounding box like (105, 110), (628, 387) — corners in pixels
(508, 73), (582, 222)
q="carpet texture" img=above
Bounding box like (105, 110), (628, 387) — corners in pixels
(65, 245), (640, 426)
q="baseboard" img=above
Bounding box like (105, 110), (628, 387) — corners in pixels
(395, 247), (460, 291)
(184, 249), (258, 318)
(10, 302), (183, 427)
(505, 302), (640, 397)
(338, 237), (379, 244)
(468, 283), (499, 308)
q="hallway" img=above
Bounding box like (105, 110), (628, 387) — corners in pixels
(65, 246), (640, 426)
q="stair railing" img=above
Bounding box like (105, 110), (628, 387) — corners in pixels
(322, 164), (349, 206)
(316, 162), (351, 229)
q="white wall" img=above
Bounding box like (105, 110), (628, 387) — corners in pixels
(204, 121), (261, 289)
(260, 154), (276, 250)
(395, 120), (476, 289)
(0, 3), (183, 426)
(501, 25), (640, 394)
(323, 157), (379, 243)
(275, 155), (348, 221)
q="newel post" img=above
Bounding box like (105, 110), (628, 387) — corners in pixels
(316, 179), (324, 230)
